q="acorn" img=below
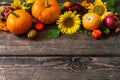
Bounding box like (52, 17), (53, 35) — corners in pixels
(115, 28), (120, 34)
(27, 29), (37, 39)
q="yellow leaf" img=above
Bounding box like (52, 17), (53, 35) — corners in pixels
(11, 0), (22, 9)
(25, 0), (34, 4)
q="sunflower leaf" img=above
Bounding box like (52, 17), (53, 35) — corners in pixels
(106, 0), (115, 12)
(79, 27), (88, 34)
(45, 29), (60, 39)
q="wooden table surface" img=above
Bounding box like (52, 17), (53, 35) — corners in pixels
(0, 0), (120, 56)
(0, 0), (120, 80)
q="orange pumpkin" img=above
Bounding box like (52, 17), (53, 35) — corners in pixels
(7, 10), (32, 35)
(31, 0), (61, 24)
(82, 12), (101, 31)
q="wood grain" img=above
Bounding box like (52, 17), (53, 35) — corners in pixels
(0, 0), (120, 56)
(0, 0), (120, 80)
(0, 31), (120, 56)
(0, 57), (119, 80)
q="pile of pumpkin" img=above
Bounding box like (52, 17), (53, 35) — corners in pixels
(0, 0), (61, 39)
(0, 0), (120, 39)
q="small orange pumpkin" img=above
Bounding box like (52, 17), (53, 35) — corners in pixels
(7, 10), (32, 35)
(31, 0), (61, 24)
(82, 12), (101, 31)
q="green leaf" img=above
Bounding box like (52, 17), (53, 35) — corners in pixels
(45, 29), (60, 39)
(79, 27), (88, 34)
(21, 3), (31, 12)
(99, 25), (110, 33)
(106, 0), (115, 12)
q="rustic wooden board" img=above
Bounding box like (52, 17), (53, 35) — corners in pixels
(0, 0), (120, 80)
(0, 57), (120, 80)
(0, 30), (120, 56)
(0, 26), (120, 56)
(0, 0), (120, 56)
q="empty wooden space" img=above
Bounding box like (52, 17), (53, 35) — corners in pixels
(0, 0), (120, 56)
(0, 57), (120, 80)
(0, 0), (120, 80)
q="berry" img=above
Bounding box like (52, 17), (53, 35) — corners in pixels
(35, 22), (44, 32)
(92, 29), (102, 39)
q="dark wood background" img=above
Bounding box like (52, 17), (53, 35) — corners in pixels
(0, 0), (120, 80)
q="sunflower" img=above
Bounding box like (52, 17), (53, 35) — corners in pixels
(56, 11), (81, 35)
(88, 0), (107, 20)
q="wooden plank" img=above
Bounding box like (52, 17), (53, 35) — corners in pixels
(0, 31), (120, 56)
(0, 57), (120, 80)
(0, 0), (120, 56)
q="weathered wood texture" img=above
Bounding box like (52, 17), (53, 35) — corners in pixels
(0, 0), (120, 56)
(0, 57), (120, 80)
(0, 0), (120, 80)
(0, 32), (120, 56)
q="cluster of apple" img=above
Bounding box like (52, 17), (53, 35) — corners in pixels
(93, 12), (120, 39)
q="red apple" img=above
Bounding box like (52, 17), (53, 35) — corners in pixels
(104, 14), (119, 29)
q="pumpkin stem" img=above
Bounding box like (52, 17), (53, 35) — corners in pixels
(45, 0), (50, 8)
(10, 11), (20, 18)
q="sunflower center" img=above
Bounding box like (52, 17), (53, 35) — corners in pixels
(93, 5), (105, 16)
(63, 17), (74, 28)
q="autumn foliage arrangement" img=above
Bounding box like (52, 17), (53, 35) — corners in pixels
(0, 0), (120, 39)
